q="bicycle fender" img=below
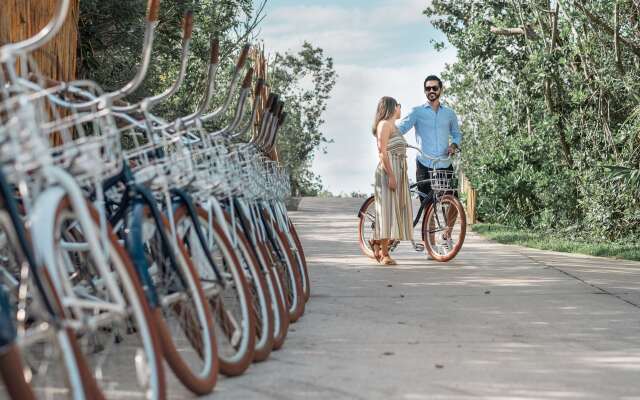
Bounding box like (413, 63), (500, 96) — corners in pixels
(29, 186), (68, 293)
(207, 197), (233, 243)
(357, 196), (374, 218)
(170, 188), (224, 282)
(126, 200), (160, 308)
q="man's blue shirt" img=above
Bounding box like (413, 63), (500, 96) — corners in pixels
(396, 103), (461, 168)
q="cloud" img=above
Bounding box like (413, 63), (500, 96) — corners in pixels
(314, 48), (457, 194)
(261, 0), (457, 194)
(261, 0), (435, 63)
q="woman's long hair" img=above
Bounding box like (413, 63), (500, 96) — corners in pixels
(372, 96), (398, 136)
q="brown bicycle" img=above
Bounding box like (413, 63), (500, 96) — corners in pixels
(358, 148), (467, 262)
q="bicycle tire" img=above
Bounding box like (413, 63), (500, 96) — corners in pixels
(287, 219), (310, 303)
(0, 181), (104, 399)
(252, 239), (290, 350)
(261, 208), (305, 322)
(225, 215), (274, 362)
(357, 196), (376, 258)
(0, 344), (37, 400)
(233, 201), (290, 350)
(0, 256), (103, 400)
(134, 206), (218, 395)
(45, 196), (166, 400)
(173, 205), (256, 376)
(421, 194), (466, 262)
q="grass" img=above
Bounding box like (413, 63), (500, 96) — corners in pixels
(472, 223), (640, 261)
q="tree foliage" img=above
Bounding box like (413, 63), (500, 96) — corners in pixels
(268, 42), (337, 196)
(77, 1), (335, 196)
(425, 0), (640, 240)
(78, 0), (258, 123)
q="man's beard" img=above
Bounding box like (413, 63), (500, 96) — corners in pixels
(428, 93), (440, 101)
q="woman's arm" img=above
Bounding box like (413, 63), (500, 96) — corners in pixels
(377, 121), (397, 190)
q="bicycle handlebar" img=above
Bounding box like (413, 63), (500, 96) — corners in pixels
(242, 68), (254, 88)
(182, 11), (194, 40)
(147, 0), (160, 22)
(236, 44), (251, 70)
(406, 144), (459, 163)
(254, 79), (265, 96)
(210, 38), (220, 64)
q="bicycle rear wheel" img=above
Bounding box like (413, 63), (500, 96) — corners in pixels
(357, 196), (376, 258)
(421, 194), (466, 262)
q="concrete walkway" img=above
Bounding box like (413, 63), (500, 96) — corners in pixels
(212, 197), (640, 400)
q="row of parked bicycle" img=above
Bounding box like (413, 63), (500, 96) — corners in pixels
(0, 0), (309, 398)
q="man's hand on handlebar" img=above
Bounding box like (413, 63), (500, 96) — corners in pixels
(447, 143), (459, 156)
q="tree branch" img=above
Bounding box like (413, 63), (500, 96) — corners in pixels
(573, 0), (640, 58)
(614, 1), (624, 74)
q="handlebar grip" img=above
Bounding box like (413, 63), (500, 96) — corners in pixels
(242, 67), (254, 88)
(278, 112), (287, 125)
(236, 44), (251, 69)
(147, 0), (160, 22)
(254, 79), (265, 96)
(210, 37), (220, 64)
(182, 11), (193, 40)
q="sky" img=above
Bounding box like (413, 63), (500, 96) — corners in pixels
(258, 0), (458, 195)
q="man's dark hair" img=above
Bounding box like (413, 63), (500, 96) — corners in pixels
(424, 75), (443, 90)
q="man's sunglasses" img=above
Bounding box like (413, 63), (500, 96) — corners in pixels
(425, 86), (440, 92)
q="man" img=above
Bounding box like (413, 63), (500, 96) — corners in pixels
(396, 75), (462, 199)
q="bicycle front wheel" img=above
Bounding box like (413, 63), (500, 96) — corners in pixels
(132, 205), (218, 395)
(421, 194), (466, 262)
(251, 237), (290, 351)
(41, 196), (166, 400)
(222, 210), (274, 362)
(286, 219), (310, 303)
(0, 208), (100, 400)
(261, 209), (305, 323)
(173, 205), (256, 377)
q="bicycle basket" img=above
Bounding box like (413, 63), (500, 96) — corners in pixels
(428, 169), (455, 192)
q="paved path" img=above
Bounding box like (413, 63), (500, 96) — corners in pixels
(212, 198), (640, 400)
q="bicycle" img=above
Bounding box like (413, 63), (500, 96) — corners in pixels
(0, 0), (311, 397)
(358, 146), (467, 262)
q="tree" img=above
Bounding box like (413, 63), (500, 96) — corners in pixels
(77, 2), (336, 198)
(425, 0), (640, 240)
(268, 42), (337, 196)
(77, 0), (263, 124)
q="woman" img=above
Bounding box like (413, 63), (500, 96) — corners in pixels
(371, 96), (413, 265)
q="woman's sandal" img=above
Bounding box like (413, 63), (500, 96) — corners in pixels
(381, 255), (397, 266)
